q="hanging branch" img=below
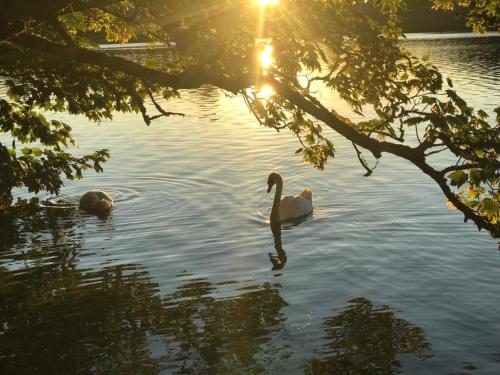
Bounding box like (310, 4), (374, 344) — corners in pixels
(147, 90), (185, 119)
(352, 142), (378, 177)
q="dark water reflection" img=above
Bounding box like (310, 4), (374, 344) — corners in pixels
(1, 209), (432, 374)
(305, 298), (432, 374)
(0, 207), (160, 374)
(158, 278), (288, 373)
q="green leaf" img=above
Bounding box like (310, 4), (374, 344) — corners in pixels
(482, 198), (498, 217)
(448, 170), (468, 187)
(467, 186), (478, 199)
(469, 169), (482, 185)
(477, 109), (488, 119)
(474, 150), (485, 158)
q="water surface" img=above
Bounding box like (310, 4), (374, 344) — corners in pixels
(1, 34), (500, 374)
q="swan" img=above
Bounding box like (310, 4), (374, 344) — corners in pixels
(267, 172), (313, 222)
(79, 190), (113, 214)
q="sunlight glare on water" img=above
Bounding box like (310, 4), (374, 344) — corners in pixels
(260, 44), (274, 70)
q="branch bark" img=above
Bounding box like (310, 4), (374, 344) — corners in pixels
(11, 33), (255, 93)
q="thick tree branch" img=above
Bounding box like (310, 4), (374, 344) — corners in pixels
(11, 33), (254, 93)
(269, 78), (420, 161)
(51, 17), (74, 46)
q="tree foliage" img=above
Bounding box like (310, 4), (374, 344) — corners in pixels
(432, 0), (500, 32)
(0, 0), (498, 236)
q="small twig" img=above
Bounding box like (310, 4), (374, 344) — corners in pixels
(147, 90), (185, 118)
(242, 92), (267, 127)
(440, 163), (479, 175)
(415, 122), (422, 144)
(352, 142), (378, 177)
(424, 147), (449, 157)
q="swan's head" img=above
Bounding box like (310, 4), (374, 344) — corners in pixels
(267, 172), (282, 193)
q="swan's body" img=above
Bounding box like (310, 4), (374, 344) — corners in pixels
(267, 172), (313, 222)
(79, 190), (113, 214)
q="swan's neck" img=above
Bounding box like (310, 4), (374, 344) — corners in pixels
(270, 178), (283, 223)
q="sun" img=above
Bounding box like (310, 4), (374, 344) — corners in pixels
(257, 0), (280, 6)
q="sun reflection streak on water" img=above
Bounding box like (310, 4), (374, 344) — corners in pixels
(260, 44), (274, 70)
(257, 84), (275, 100)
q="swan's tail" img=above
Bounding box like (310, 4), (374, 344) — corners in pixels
(300, 189), (313, 200)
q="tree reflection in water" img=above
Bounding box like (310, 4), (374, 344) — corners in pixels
(0, 205), (163, 374)
(0, 206), (290, 374)
(1, 207), (432, 374)
(157, 279), (289, 373)
(304, 297), (433, 374)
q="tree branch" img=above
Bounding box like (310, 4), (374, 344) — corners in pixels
(51, 17), (74, 46)
(11, 33), (255, 93)
(352, 142), (377, 177)
(147, 91), (185, 118)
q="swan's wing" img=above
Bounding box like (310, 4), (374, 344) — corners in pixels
(279, 195), (313, 220)
(280, 195), (296, 205)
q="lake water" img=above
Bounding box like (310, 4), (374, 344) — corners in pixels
(1, 34), (500, 374)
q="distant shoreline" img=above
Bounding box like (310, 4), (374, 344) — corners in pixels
(99, 32), (500, 50)
(403, 31), (500, 40)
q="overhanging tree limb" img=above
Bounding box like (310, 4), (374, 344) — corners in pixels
(11, 34), (255, 93)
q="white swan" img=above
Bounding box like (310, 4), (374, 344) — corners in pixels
(79, 190), (113, 214)
(267, 172), (313, 222)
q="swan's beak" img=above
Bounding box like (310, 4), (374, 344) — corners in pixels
(267, 185), (272, 193)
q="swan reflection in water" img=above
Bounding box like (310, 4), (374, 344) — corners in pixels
(268, 221), (287, 270)
(268, 214), (312, 270)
